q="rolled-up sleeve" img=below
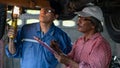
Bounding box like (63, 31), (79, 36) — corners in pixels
(5, 29), (22, 58)
(5, 43), (22, 58)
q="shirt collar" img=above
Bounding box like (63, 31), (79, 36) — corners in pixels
(81, 32), (101, 41)
(36, 23), (55, 36)
(90, 33), (101, 40)
(47, 23), (55, 36)
(36, 23), (40, 31)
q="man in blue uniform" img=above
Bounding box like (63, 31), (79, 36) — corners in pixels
(5, 0), (72, 68)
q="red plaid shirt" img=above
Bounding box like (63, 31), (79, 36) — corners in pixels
(67, 33), (112, 68)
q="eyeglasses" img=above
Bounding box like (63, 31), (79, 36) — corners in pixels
(41, 8), (55, 13)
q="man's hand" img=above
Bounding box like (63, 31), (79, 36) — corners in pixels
(54, 53), (69, 64)
(54, 53), (79, 68)
(7, 26), (17, 39)
(50, 41), (70, 64)
(50, 40), (62, 55)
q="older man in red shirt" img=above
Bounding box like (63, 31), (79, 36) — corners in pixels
(51, 5), (112, 68)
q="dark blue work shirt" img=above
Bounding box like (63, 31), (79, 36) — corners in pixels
(6, 23), (72, 68)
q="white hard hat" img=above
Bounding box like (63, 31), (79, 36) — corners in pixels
(75, 6), (104, 23)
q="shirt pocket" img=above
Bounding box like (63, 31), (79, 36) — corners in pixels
(22, 42), (34, 59)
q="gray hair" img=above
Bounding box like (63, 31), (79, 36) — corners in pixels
(90, 16), (103, 32)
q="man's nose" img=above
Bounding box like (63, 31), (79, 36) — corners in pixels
(40, 9), (47, 14)
(40, 10), (46, 14)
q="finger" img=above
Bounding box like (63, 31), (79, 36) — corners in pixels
(8, 29), (16, 38)
(50, 40), (56, 47)
(54, 52), (60, 59)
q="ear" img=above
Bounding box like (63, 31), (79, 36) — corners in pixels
(55, 14), (59, 19)
(91, 25), (95, 29)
